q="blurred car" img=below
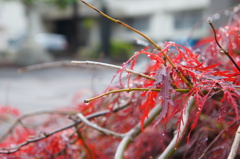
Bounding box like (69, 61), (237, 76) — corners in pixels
(34, 33), (68, 52)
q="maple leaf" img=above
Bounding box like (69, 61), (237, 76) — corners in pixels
(156, 66), (175, 122)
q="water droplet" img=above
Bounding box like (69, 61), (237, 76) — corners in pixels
(162, 133), (165, 136)
(234, 6), (239, 12)
(220, 50), (225, 54)
(224, 10), (231, 16)
(213, 13), (220, 20)
(207, 17), (213, 23)
(174, 148), (177, 150)
(233, 15), (239, 20)
(232, 43), (237, 49)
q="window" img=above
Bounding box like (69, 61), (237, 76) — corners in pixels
(124, 16), (150, 32)
(174, 9), (203, 29)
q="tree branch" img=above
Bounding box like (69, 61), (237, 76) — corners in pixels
(158, 96), (194, 159)
(71, 60), (155, 81)
(0, 103), (130, 154)
(18, 60), (155, 81)
(77, 113), (125, 138)
(208, 21), (240, 72)
(114, 104), (162, 159)
(84, 88), (189, 103)
(227, 125), (240, 159)
(18, 61), (75, 73)
(198, 120), (239, 159)
(80, 0), (193, 89)
(0, 110), (75, 142)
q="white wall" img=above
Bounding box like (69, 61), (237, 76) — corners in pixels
(0, 1), (26, 51)
(103, 0), (210, 43)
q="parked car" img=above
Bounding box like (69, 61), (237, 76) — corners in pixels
(34, 33), (68, 52)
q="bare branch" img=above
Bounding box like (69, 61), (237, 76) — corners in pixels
(80, 0), (193, 88)
(198, 120), (238, 159)
(158, 96), (194, 159)
(227, 125), (240, 159)
(0, 110), (75, 142)
(72, 60), (155, 81)
(208, 21), (240, 72)
(0, 103), (130, 154)
(77, 113), (125, 138)
(114, 104), (162, 159)
(18, 60), (155, 81)
(84, 88), (189, 103)
(18, 61), (74, 73)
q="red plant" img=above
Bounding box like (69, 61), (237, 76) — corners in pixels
(0, 1), (239, 159)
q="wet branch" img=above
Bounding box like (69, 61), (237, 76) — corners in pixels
(77, 113), (125, 138)
(227, 125), (240, 159)
(208, 21), (240, 72)
(0, 103), (129, 154)
(114, 104), (162, 159)
(158, 96), (194, 159)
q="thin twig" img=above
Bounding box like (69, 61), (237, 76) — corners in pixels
(0, 110), (76, 142)
(18, 60), (155, 81)
(158, 96), (194, 159)
(0, 103), (130, 154)
(18, 61), (75, 73)
(80, 0), (192, 88)
(84, 88), (189, 103)
(114, 104), (162, 159)
(208, 21), (240, 71)
(73, 125), (93, 159)
(77, 113), (125, 138)
(227, 125), (240, 159)
(71, 60), (155, 81)
(198, 120), (238, 159)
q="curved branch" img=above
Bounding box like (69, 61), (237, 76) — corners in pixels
(0, 103), (130, 154)
(77, 113), (125, 138)
(85, 88), (190, 103)
(0, 110), (75, 142)
(114, 104), (162, 159)
(198, 120), (239, 159)
(227, 125), (240, 159)
(18, 61), (74, 73)
(71, 60), (155, 81)
(18, 60), (155, 81)
(80, 0), (193, 89)
(158, 96), (194, 159)
(208, 21), (240, 72)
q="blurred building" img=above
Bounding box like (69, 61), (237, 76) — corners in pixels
(0, 0), (239, 62)
(40, 0), (239, 50)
